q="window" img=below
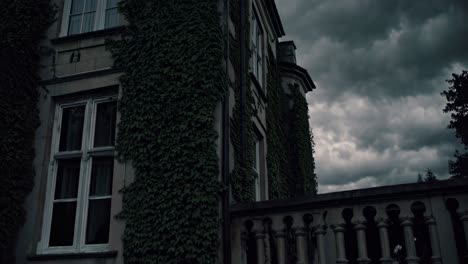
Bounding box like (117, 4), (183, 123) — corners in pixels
(253, 132), (264, 201)
(251, 9), (264, 87)
(61, 0), (122, 36)
(40, 96), (117, 254)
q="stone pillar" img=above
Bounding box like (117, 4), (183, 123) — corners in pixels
(315, 225), (327, 264)
(425, 216), (442, 264)
(253, 219), (266, 264)
(231, 219), (248, 264)
(460, 211), (468, 262)
(295, 226), (308, 264)
(240, 231), (249, 264)
(264, 230), (272, 264)
(401, 217), (419, 264)
(332, 224), (348, 264)
(354, 221), (371, 264)
(376, 219), (393, 264)
(272, 216), (286, 264)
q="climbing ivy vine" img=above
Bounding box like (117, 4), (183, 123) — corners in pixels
(108, 0), (226, 263)
(265, 52), (317, 198)
(287, 85), (317, 195)
(265, 47), (289, 199)
(0, 1), (54, 263)
(229, 1), (317, 200)
(229, 0), (257, 203)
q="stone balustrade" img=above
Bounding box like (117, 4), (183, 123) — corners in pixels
(230, 179), (468, 264)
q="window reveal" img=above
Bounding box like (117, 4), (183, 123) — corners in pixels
(40, 97), (117, 254)
(62, 0), (122, 36)
(251, 9), (264, 87)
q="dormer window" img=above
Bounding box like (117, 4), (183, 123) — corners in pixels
(60, 0), (122, 37)
(251, 9), (264, 87)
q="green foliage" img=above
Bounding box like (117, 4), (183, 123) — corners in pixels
(442, 70), (468, 147)
(265, 54), (317, 198)
(287, 85), (317, 195)
(417, 173), (423, 183)
(265, 47), (289, 199)
(107, 1), (226, 263)
(0, 1), (54, 262)
(442, 70), (468, 178)
(229, 0), (256, 203)
(449, 151), (468, 178)
(424, 169), (438, 183)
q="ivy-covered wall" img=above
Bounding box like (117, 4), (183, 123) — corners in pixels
(0, 1), (53, 263)
(265, 52), (317, 198)
(108, 0), (226, 263)
(229, 0), (257, 203)
(229, 1), (317, 200)
(265, 47), (289, 199)
(287, 84), (317, 195)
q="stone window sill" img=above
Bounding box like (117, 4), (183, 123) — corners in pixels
(51, 26), (125, 45)
(28, 250), (118, 261)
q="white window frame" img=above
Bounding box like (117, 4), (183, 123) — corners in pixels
(60, 0), (121, 37)
(253, 132), (263, 201)
(38, 96), (117, 254)
(251, 7), (264, 88)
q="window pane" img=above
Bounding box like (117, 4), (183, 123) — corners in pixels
(89, 157), (114, 196)
(254, 176), (260, 201)
(82, 12), (95, 33)
(59, 105), (85, 151)
(107, 0), (119, 8)
(84, 0), (97, 12)
(94, 101), (117, 147)
(49, 202), (77, 246)
(68, 14), (82, 35)
(85, 199), (111, 244)
(258, 59), (263, 85)
(55, 159), (81, 199)
(70, 0), (84, 14)
(105, 8), (119, 28)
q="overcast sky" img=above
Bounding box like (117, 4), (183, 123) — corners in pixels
(275, 0), (468, 193)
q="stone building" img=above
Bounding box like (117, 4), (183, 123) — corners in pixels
(10, 0), (468, 264)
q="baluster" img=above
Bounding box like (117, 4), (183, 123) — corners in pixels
(332, 224), (348, 264)
(425, 216), (442, 264)
(231, 218), (248, 264)
(264, 219), (272, 264)
(253, 219), (266, 264)
(315, 225), (327, 264)
(354, 221), (371, 264)
(401, 217), (419, 264)
(460, 211), (468, 262)
(376, 219), (393, 264)
(272, 216), (287, 264)
(241, 230), (249, 264)
(292, 214), (308, 264)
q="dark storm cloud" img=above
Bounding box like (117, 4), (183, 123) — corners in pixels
(278, 0), (468, 98)
(276, 0), (468, 192)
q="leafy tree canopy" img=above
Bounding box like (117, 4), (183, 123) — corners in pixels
(442, 70), (468, 178)
(417, 173), (423, 183)
(424, 169), (438, 183)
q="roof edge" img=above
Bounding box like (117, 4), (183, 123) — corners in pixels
(279, 62), (316, 92)
(265, 0), (285, 37)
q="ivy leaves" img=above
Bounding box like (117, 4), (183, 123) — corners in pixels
(0, 1), (53, 262)
(108, 0), (226, 263)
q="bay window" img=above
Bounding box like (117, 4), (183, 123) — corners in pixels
(40, 96), (117, 253)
